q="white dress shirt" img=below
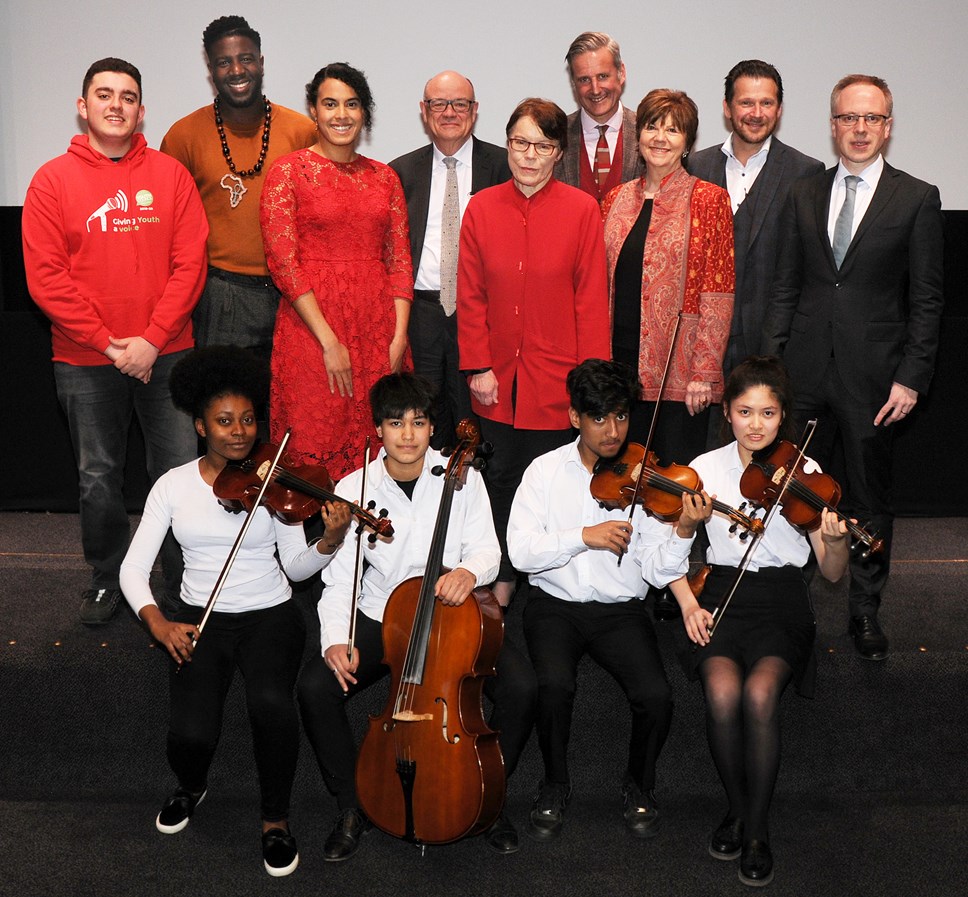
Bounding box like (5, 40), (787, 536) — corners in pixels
(722, 135), (772, 214)
(414, 138), (475, 292)
(644, 442), (817, 585)
(318, 447), (500, 652)
(507, 438), (675, 602)
(580, 105), (625, 172)
(826, 154), (885, 246)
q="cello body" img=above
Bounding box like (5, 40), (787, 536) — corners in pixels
(354, 419), (505, 844)
(355, 580), (505, 843)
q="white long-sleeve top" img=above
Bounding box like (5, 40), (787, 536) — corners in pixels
(642, 441), (816, 585)
(507, 438), (677, 602)
(120, 459), (335, 615)
(318, 448), (501, 653)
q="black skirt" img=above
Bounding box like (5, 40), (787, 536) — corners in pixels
(679, 564), (818, 698)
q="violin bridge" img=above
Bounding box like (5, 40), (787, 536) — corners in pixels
(392, 710), (433, 722)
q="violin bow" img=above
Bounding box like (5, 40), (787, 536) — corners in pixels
(618, 312), (685, 567)
(707, 420), (818, 638)
(187, 429), (293, 658)
(346, 436), (371, 661)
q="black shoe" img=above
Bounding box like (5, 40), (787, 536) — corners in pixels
(79, 588), (122, 625)
(262, 827), (299, 877)
(323, 808), (369, 862)
(739, 839), (774, 887)
(484, 812), (519, 854)
(621, 778), (660, 838)
(156, 788), (207, 834)
(708, 813), (743, 860)
(528, 780), (571, 842)
(653, 589), (681, 622)
(849, 615), (889, 661)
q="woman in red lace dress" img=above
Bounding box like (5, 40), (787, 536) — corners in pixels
(261, 63), (412, 479)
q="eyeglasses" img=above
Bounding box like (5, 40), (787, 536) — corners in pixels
(832, 113), (890, 128)
(507, 137), (559, 156)
(424, 98), (475, 114)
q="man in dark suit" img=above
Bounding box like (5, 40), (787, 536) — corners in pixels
(689, 60), (823, 379)
(389, 71), (511, 449)
(762, 74), (944, 660)
(555, 32), (644, 201)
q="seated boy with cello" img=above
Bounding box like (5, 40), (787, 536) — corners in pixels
(298, 373), (537, 858)
(507, 358), (680, 843)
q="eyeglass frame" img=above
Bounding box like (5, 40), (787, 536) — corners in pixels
(423, 98), (477, 114)
(506, 136), (560, 156)
(831, 113), (891, 128)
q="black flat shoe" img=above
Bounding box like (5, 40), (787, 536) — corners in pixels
(739, 839), (774, 887)
(708, 814), (743, 860)
(484, 812), (519, 854)
(323, 808), (369, 862)
(849, 615), (889, 660)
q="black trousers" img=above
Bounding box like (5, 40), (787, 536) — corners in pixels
(523, 589), (673, 791)
(167, 599), (305, 823)
(298, 608), (537, 809)
(793, 360), (895, 617)
(409, 291), (474, 450)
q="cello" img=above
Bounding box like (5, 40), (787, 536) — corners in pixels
(355, 420), (505, 844)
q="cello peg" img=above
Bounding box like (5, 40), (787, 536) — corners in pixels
(379, 508), (388, 518)
(431, 465), (445, 476)
(366, 499), (376, 511)
(368, 533), (378, 544)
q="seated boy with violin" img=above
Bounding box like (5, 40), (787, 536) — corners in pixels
(298, 372), (537, 859)
(506, 358), (678, 843)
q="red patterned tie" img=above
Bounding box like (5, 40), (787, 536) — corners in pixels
(594, 125), (611, 194)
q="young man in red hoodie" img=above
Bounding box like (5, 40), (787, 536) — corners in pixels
(22, 58), (209, 625)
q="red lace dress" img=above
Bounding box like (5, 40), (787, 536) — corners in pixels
(261, 151), (412, 479)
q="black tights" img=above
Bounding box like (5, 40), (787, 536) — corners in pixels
(698, 655), (792, 842)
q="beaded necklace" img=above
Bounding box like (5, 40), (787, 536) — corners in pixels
(214, 95), (272, 178)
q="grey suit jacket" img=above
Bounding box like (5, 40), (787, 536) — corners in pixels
(556, 106), (644, 190)
(389, 136), (511, 281)
(762, 162), (944, 404)
(688, 137), (823, 372)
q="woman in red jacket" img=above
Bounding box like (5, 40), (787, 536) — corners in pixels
(457, 97), (611, 606)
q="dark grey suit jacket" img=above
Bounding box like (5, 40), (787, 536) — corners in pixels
(389, 136), (511, 281)
(556, 106), (644, 190)
(688, 137), (823, 371)
(762, 162), (944, 404)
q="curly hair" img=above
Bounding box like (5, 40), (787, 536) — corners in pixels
(203, 16), (261, 54)
(567, 358), (640, 416)
(169, 346), (270, 420)
(306, 62), (374, 132)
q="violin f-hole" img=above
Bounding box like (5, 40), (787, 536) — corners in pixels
(435, 696), (460, 744)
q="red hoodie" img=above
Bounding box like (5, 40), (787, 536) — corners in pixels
(22, 133), (208, 365)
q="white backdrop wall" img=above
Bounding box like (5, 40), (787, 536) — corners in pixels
(2, 0), (966, 207)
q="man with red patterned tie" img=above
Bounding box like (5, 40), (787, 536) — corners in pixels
(556, 32), (644, 204)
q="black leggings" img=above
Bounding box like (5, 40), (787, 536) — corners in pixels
(166, 600), (305, 823)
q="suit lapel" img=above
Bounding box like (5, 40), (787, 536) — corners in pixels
(744, 141), (785, 249)
(815, 167), (838, 270)
(470, 137), (493, 194)
(841, 163), (899, 267)
(409, 146), (434, 268)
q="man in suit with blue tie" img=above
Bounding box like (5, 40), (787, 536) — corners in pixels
(762, 75), (944, 660)
(389, 71), (511, 450)
(689, 61), (823, 379)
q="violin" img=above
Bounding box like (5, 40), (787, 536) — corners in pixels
(592, 442), (764, 539)
(213, 442), (393, 539)
(740, 439), (883, 557)
(355, 419), (505, 844)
